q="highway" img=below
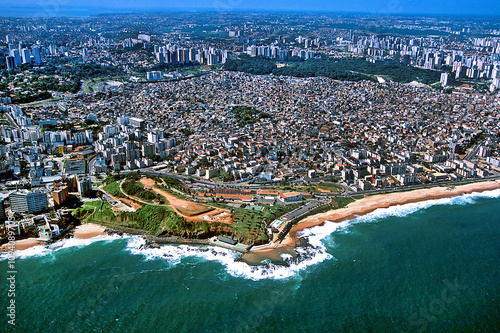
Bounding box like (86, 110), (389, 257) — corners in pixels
(4, 109), (20, 129)
(117, 166), (500, 199)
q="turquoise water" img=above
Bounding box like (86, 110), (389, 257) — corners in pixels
(2, 190), (499, 332)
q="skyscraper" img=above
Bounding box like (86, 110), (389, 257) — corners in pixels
(49, 43), (57, 55)
(10, 49), (21, 65)
(440, 73), (450, 86)
(5, 56), (15, 71)
(21, 48), (31, 64)
(32, 46), (42, 64)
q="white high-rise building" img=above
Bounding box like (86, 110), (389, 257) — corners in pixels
(49, 44), (57, 55)
(10, 49), (21, 65)
(21, 48), (31, 64)
(440, 73), (450, 86)
(9, 190), (48, 214)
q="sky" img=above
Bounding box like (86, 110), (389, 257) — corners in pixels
(1, 0), (499, 16)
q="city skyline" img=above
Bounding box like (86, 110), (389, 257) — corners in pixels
(0, 0), (500, 17)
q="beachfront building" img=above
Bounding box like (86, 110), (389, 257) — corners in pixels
(34, 215), (61, 240)
(9, 190), (49, 214)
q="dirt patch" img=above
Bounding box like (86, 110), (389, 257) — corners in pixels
(140, 178), (156, 187)
(116, 197), (142, 211)
(139, 177), (233, 224)
(99, 184), (141, 211)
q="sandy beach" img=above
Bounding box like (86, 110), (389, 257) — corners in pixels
(3, 180), (500, 258)
(0, 223), (107, 253)
(0, 238), (45, 252)
(72, 223), (107, 239)
(253, 180), (500, 253)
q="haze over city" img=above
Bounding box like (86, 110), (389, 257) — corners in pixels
(1, 0), (500, 16)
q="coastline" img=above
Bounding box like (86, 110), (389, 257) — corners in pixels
(4, 180), (500, 259)
(251, 180), (500, 254)
(0, 223), (107, 253)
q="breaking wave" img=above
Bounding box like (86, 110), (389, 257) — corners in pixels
(125, 223), (346, 281)
(0, 234), (127, 261)
(3, 189), (499, 279)
(351, 188), (500, 223)
(125, 188), (500, 280)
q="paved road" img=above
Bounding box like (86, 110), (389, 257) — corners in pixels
(119, 167), (500, 199)
(4, 109), (20, 129)
(464, 143), (481, 161)
(279, 200), (324, 222)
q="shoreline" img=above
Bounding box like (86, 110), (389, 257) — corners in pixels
(250, 180), (500, 254)
(4, 180), (500, 260)
(0, 223), (108, 253)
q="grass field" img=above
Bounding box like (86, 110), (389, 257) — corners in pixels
(331, 196), (356, 208)
(316, 183), (343, 192)
(102, 182), (125, 198)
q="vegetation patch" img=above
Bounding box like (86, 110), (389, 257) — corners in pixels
(122, 180), (168, 204)
(80, 200), (205, 236)
(213, 202), (305, 244)
(332, 196), (356, 208)
(232, 105), (271, 127)
(102, 182), (126, 198)
(225, 56), (442, 84)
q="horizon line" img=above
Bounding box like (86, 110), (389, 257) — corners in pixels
(0, 6), (499, 19)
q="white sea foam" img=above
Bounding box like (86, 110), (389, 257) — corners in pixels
(4, 189), (499, 278)
(351, 188), (500, 224)
(0, 234), (128, 261)
(125, 235), (334, 281)
(125, 189), (500, 280)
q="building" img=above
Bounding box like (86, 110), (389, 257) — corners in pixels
(440, 73), (450, 86)
(52, 182), (69, 206)
(142, 142), (155, 157)
(205, 168), (218, 179)
(77, 176), (92, 196)
(146, 71), (162, 80)
(32, 46), (41, 64)
(0, 198), (5, 221)
(5, 56), (15, 71)
(65, 158), (87, 175)
(35, 215), (60, 240)
(21, 48), (31, 64)
(10, 49), (21, 65)
(9, 190), (48, 214)
(278, 191), (303, 202)
(129, 117), (145, 129)
(76, 149), (94, 159)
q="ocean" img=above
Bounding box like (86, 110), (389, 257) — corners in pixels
(2, 190), (499, 332)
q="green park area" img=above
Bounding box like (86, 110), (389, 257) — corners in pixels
(210, 202), (305, 244)
(72, 200), (208, 237)
(224, 56), (442, 84)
